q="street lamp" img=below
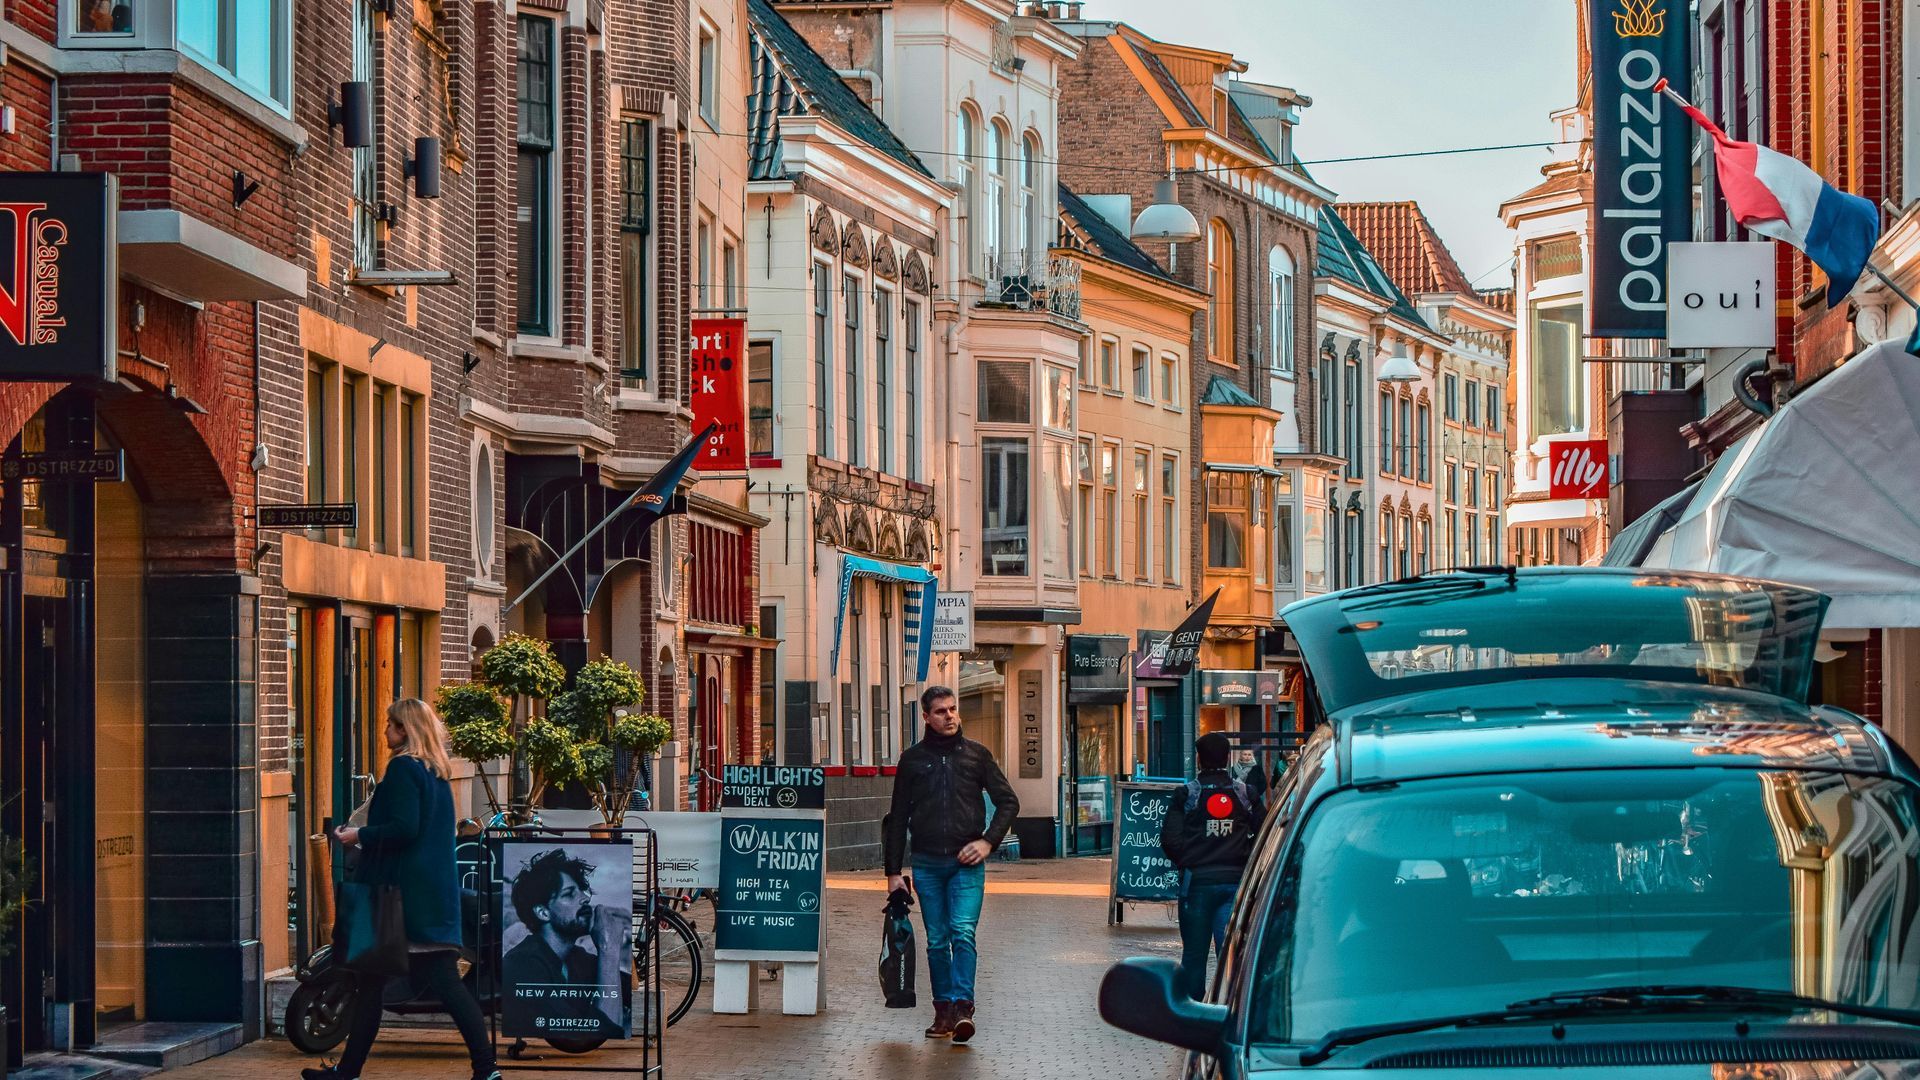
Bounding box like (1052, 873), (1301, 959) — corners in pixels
(1131, 177), (1202, 243)
(1376, 346), (1420, 383)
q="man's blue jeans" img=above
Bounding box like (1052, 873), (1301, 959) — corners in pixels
(1177, 880), (1237, 1001)
(912, 856), (986, 1003)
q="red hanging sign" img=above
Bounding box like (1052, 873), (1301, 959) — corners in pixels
(1547, 439), (1611, 500)
(689, 317), (748, 473)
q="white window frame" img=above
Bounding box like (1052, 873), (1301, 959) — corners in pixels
(87, 0), (294, 113)
(985, 118), (1010, 261)
(516, 13), (562, 342)
(1268, 246), (1295, 376)
(1160, 452), (1181, 585)
(747, 334), (780, 462)
(875, 283), (896, 475)
(957, 106), (980, 271)
(697, 20), (718, 127)
(813, 258), (836, 458)
(1131, 444), (1152, 581)
(1130, 344), (1152, 402)
(1159, 351), (1182, 410)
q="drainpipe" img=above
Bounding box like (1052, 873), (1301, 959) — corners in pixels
(1731, 356), (1774, 418)
(836, 69), (882, 115)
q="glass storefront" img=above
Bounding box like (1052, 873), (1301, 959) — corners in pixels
(958, 659), (1008, 758)
(1069, 703), (1119, 854)
(93, 479), (146, 1029)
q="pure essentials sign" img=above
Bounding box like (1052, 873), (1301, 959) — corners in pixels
(1590, 0), (1691, 337)
(715, 813), (825, 958)
(0, 173), (117, 383)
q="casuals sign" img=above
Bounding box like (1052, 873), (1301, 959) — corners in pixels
(497, 837), (635, 1040)
(715, 812), (825, 958)
(1110, 782), (1182, 911)
(1066, 635), (1131, 704)
(720, 764), (826, 810)
(930, 590), (973, 652)
(1200, 669), (1283, 705)
(689, 317), (748, 473)
(1, 449), (122, 482)
(257, 503), (357, 530)
(1589, 0), (1692, 337)
(1548, 439), (1612, 500)
(1665, 242), (1778, 348)
(0, 173), (117, 383)
(1133, 589), (1219, 680)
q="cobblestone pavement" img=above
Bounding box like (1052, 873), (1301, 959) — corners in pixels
(171, 856), (1187, 1080)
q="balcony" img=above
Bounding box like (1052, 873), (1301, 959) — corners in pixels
(979, 250), (1081, 320)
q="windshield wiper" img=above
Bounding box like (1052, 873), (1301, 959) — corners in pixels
(1296, 983), (1920, 1065)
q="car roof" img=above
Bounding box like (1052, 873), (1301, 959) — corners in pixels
(1332, 678), (1903, 787)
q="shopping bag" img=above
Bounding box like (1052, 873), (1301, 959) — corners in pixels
(336, 879), (410, 978)
(879, 886), (917, 1009)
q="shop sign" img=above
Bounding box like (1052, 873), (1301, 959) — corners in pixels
(1133, 589), (1218, 680)
(1665, 242), (1777, 348)
(1017, 668), (1043, 779)
(715, 812), (825, 958)
(1066, 634), (1131, 704)
(0, 173), (117, 383)
(497, 837), (635, 1039)
(931, 590), (973, 652)
(257, 502), (357, 529)
(2, 448), (122, 482)
(1110, 782), (1182, 905)
(720, 764), (826, 810)
(1548, 439), (1612, 500)
(1590, 0), (1691, 337)
(689, 317), (748, 473)
(1200, 669), (1283, 705)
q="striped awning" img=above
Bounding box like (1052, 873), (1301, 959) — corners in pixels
(829, 553), (936, 683)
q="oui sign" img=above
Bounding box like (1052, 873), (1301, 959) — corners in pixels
(1665, 242), (1778, 349)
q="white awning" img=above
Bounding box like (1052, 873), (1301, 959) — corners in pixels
(1643, 339), (1920, 628)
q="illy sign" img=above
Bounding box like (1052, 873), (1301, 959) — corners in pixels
(1548, 440), (1611, 500)
(1665, 242), (1777, 349)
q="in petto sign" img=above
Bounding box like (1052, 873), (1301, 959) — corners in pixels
(1665, 242), (1777, 349)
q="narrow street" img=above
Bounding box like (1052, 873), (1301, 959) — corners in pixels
(165, 858), (1184, 1080)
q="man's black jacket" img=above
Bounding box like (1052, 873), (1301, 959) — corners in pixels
(1160, 768), (1259, 887)
(882, 728), (1019, 875)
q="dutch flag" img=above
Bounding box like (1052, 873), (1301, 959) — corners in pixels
(1656, 78), (1881, 307)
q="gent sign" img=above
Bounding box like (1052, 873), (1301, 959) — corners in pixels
(1665, 242), (1777, 349)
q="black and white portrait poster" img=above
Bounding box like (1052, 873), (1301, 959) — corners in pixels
(498, 838), (634, 1039)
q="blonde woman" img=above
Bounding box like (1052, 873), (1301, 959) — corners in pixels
(307, 699), (500, 1080)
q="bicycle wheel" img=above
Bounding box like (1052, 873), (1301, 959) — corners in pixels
(638, 905), (702, 1027)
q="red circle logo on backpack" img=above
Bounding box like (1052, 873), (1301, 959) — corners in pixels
(1206, 792), (1234, 819)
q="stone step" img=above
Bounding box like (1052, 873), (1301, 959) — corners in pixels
(85, 1023), (244, 1071)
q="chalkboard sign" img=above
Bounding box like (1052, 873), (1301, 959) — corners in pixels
(715, 811), (826, 959)
(1109, 781), (1183, 924)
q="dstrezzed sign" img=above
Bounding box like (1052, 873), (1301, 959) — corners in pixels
(0, 174), (117, 382)
(1590, 0), (1691, 337)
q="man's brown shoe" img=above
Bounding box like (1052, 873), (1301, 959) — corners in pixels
(924, 1001), (955, 1039)
(952, 1000), (977, 1044)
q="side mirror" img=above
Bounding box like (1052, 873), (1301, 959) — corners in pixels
(1098, 956), (1228, 1055)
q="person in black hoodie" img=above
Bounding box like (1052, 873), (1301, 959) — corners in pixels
(882, 684), (1018, 1044)
(1160, 732), (1262, 1001)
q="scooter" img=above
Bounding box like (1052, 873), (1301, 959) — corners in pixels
(281, 821), (607, 1057)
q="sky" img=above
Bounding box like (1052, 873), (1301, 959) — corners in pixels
(1087, 0), (1578, 292)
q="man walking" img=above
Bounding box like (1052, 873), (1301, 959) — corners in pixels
(1160, 732), (1261, 1001)
(883, 685), (1019, 1044)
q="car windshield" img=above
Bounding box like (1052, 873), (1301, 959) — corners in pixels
(1252, 768), (1920, 1047)
(1282, 571), (1828, 714)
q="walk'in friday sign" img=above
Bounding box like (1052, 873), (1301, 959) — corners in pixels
(713, 805), (828, 1016)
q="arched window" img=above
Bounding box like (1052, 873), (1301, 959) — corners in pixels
(1378, 507), (1393, 583)
(956, 107), (979, 265)
(1019, 133), (1041, 254)
(1268, 246), (1295, 375)
(986, 119), (1010, 259)
(1207, 220), (1235, 363)
(1398, 512), (1413, 579)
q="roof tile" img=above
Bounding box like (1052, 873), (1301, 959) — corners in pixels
(1336, 200), (1475, 297)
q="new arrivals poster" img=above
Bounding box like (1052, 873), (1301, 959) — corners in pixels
(689, 317), (748, 472)
(498, 838), (635, 1039)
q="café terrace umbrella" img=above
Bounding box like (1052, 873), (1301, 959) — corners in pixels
(1642, 339), (1920, 629)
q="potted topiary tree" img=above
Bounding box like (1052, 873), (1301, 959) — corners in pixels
(0, 830), (33, 1080)
(555, 658), (673, 826)
(477, 633), (567, 821)
(439, 681), (513, 818)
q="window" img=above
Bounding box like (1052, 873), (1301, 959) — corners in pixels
(813, 266), (834, 456)
(72, 0), (132, 34)
(1100, 338), (1120, 391)
(1489, 470), (1502, 511)
(350, 0), (377, 269)
(1207, 471), (1249, 569)
(1251, 475), (1269, 585)
(1019, 134), (1040, 254)
(697, 24), (717, 125)
(1132, 344), (1151, 398)
(1076, 439), (1095, 576)
(1397, 396), (1412, 477)
(343, 375), (363, 546)
(844, 274), (862, 465)
(957, 108), (979, 265)
(1043, 440), (1073, 581)
(400, 393), (419, 557)
(1042, 364), (1072, 432)
(1485, 516), (1501, 563)
(1319, 354), (1337, 456)
(619, 119), (653, 384)
(516, 16), (556, 335)
(1487, 384), (1503, 432)
(372, 384), (389, 551)
(306, 366), (328, 504)
(905, 301), (922, 481)
(1465, 379), (1480, 426)
(1398, 514), (1412, 579)
(1268, 247), (1295, 375)
(1078, 336), (1095, 387)
(1160, 353), (1180, 407)
(1274, 472), (1295, 587)
(1161, 455), (1179, 583)
(1379, 509), (1392, 583)
(1416, 402), (1431, 483)
(1467, 512), (1482, 563)
(982, 437), (1030, 576)
(875, 289), (893, 473)
(1445, 508), (1459, 566)
(1446, 462), (1459, 504)
(1465, 465), (1480, 508)
(978, 360), (1032, 423)
(1133, 449), (1151, 580)
(1207, 221), (1235, 363)
(985, 121), (1008, 257)
(1532, 301), (1585, 436)
(1418, 517), (1432, 574)
(1100, 443), (1119, 577)
(1444, 373), (1459, 420)
(1378, 389), (1393, 477)
(723, 241), (739, 309)
(748, 340), (775, 459)
(698, 218), (714, 310)
(179, 0), (290, 107)
(1344, 358), (1361, 478)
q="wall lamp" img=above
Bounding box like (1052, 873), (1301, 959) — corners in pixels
(330, 82), (372, 149)
(405, 137), (443, 199)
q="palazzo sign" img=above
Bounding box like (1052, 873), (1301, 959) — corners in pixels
(0, 173), (117, 382)
(1590, 0), (1691, 337)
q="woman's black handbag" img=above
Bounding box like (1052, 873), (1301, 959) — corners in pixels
(336, 849), (409, 978)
